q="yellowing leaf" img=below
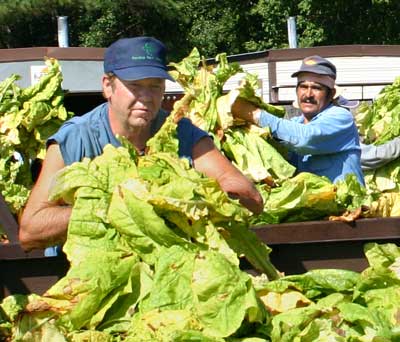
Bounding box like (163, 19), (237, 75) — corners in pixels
(258, 290), (312, 314)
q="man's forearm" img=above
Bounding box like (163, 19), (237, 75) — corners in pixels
(361, 137), (400, 170)
(19, 204), (71, 251)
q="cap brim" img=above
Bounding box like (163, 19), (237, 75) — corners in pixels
(336, 95), (360, 108)
(344, 100), (360, 109)
(113, 66), (175, 82)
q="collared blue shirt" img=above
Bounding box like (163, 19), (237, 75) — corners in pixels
(258, 104), (365, 185)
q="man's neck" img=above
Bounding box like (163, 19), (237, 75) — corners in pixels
(303, 102), (332, 123)
(125, 128), (151, 152)
(108, 111), (152, 152)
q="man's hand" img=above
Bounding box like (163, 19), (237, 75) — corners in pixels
(192, 136), (264, 214)
(231, 97), (261, 124)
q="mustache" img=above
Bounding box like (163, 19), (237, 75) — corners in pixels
(300, 97), (317, 105)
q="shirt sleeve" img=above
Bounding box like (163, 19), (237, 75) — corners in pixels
(361, 137), (400, 170)
(177, 118), (210, 160)
(47, 121), (87, 165)
(258, 106), (358, 155)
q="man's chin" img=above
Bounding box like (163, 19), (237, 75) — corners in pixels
(129, 117), (153, 127)
(300, 104), (318, 114)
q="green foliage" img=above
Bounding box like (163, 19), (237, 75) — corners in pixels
(0, 0), (188, 60)
(244, 0), (400, 50)
(247, 0), (295, 51)
(74, 0), (187, 58)
(174, 0), (256, 57)
(0, 0), (399, 63)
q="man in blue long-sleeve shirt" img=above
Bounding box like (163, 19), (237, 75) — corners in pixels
(232, 55), (365, 186)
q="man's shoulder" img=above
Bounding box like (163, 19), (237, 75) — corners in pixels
(58, 103), (108, 132)
(324, 104), (352, 115)
(317, 104), (354, 122)
(50, 103), (108, 141)
(70, 103), (108, 124)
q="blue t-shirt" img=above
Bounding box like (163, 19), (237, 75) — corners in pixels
(48, 102), (209, 165)
(258, 104), (365, 185)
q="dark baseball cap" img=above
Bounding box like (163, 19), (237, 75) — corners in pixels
(104, 36), (175, 82)
(291, 55), (337, 79)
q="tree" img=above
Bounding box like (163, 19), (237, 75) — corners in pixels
(249, 0), (400, 49)
(173, 0), (257, 58)
(73, 0), (188, 61)
(244, 0), (295, 51)
(0, 0), (187, 61)
(0, 0), (399, 60)
(0, 0), (77, 48)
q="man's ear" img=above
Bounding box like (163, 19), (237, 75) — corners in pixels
(330, 86), (336, 100)
(102, 75), (113, 99)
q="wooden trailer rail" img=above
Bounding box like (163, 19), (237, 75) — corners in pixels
(250, 217), (400, 275)
(2, 188), (400, 299)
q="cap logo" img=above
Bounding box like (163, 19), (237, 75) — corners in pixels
(305, 59), (317, 65)
(131, 42), (162, 63)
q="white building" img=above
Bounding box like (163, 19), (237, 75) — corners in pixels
(1, 45), (400, 113)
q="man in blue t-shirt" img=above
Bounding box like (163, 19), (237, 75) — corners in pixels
(232, 55), (365, 186)
(19, 37), (263, 252)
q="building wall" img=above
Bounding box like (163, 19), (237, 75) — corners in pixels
(0, 60), (104, 92)
(1, 45), (400, 107)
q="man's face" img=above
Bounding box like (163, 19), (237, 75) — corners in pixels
(296, 80), (334, 121)
(104, 76), (165, 131)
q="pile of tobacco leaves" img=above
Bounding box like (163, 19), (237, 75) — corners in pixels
(355, 77), (400, 217)
(1, 51), (400, 341)
(0, 58), (73, 216)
